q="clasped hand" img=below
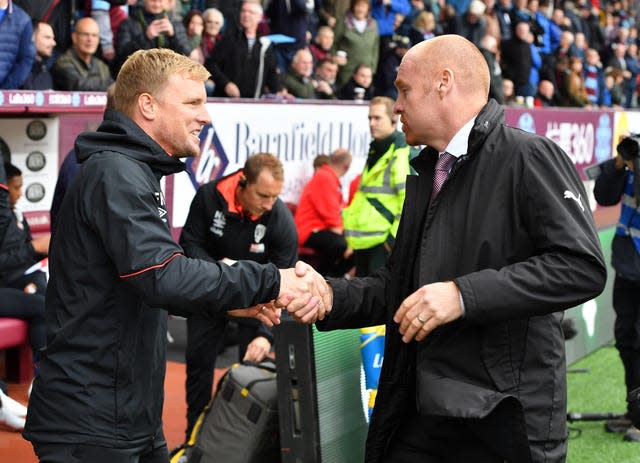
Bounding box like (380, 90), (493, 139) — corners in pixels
(277, 261), (333, 323)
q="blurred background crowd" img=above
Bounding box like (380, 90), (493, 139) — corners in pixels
(3, 0), (640, 110)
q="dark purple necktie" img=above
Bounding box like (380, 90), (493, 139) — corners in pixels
(431, 152), (457, 201)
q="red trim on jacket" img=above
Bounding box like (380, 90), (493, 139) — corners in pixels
(119, 252), (182, 279)
(0, 183), (7, 191)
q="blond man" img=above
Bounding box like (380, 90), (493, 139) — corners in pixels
(24, 48), (328, 463)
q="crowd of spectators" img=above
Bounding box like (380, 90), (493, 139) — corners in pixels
(3, 0), (640, 107)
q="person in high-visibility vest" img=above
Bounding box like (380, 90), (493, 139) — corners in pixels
(343, 96), (415, 277)
(345, 96), (415, 421)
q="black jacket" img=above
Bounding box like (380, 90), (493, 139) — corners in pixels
(0, 163), (10, 254)
(116, 7), (191, 72)
(0, 210), (38, 287)
(180, 171), (297, 268)
(24, 109), (281, 447)
(318, 100), (606, 462)
(205, 29), (282, 98)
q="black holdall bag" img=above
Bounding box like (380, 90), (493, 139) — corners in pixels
(170, 361), (280, 463)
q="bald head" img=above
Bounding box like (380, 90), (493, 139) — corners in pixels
(409, 35), (490, 99)
(393, 35), (489, 149)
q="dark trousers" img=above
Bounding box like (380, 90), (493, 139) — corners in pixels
(185, 315), (260, 437)
(382, 400), (542, 463)
(32, 430), (169, 463)
(304, 230), (353, 277)
(613, 275), (640, 412)
(0, 287), (46, 354)
(354, 243), (388, 277)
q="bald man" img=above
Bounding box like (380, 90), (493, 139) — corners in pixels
(312, 35), (606, 462)
(51, 17), (113, 91)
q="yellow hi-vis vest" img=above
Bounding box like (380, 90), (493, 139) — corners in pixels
(343, 140), (411, 250)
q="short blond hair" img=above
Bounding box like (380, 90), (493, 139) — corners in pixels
(115, 48), (210, 116)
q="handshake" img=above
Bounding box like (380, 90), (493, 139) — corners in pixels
(227, 261), (333, 327)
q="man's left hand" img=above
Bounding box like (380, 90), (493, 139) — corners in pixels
(228, 302), (281, 327)
(393, 281), (462, 343)
(243, 336), (273, 362)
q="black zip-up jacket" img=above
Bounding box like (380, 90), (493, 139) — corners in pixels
(0, 211), (38, 287)
(24, 110), (281, 448)
(179, 171), (297, 336)
(318, 100), (606, 462)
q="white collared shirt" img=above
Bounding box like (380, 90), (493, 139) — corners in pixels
(439, 115), (477, 167)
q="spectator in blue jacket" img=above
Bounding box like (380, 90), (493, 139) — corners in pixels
(371, 0), (411, 54)
(0, 0), (34, 89)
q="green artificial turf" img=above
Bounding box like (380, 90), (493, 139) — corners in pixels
(566, 344), (640, 462)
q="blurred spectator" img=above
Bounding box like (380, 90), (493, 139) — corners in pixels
(14, 0), (74, 54)
(339, 63), (374, 100)
(333, 0), (379, 88)
(407, 10), (441, 45)
(205, 0), (282, 98)
(501, 20), (535, 97)
(560, 55), (590, 107)
(396, 0), (426, 37)
(200, 7), (224, 61)
(280, 48), (316, 98)
(481, 0), (502, 41)
(624, 42), (640, 108)
(51, 17), (113, 91)
(479, 34), (504, 104)
(183, 9), (204, 62)
(370, 0), (410, 54)
(549, 7), (569, 51)
(607, 42), (632, 103)
(573, 31), (587, 61)
(502, 77), (519, 105)
(0, 0), (34, 89)
(584, 48), (606, 107)
(603, 67), (625, 108)
(447, 0), (486, 47)
(317, 0), (350, 27)
(116, 0), (191, 72)
(579, 5), (605, 57)
(495, 0), (514, 41)
(375, 34), (411, 99)
(533, 79), (558, 106)
(294, 148), (354, 277)
(22, 21), (56, 90)
(193, 0), (242, 34)
(312, 57), (339, 99)
(89, 0), (132, 64)
(265, 0), (312, 70)
(310, 25), (335, 63)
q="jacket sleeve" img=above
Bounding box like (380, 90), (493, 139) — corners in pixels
(86, 158), (280, 314)
(179, 184), (216, 262)
(205, 38), (231, 90)
(594, 158), (627, 206)
(116, 18), (154, 58)
(1, 19), (34, 89)
(0, 163), (10, 246)
(0, 227), (36, 274)
(455, 136), (607, 324)
(167, 19), (193, 55)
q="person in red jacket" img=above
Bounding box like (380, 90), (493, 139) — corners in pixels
(294, 148), (354, 277)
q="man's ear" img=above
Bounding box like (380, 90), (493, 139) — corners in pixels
(137, 93), (157, 121)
